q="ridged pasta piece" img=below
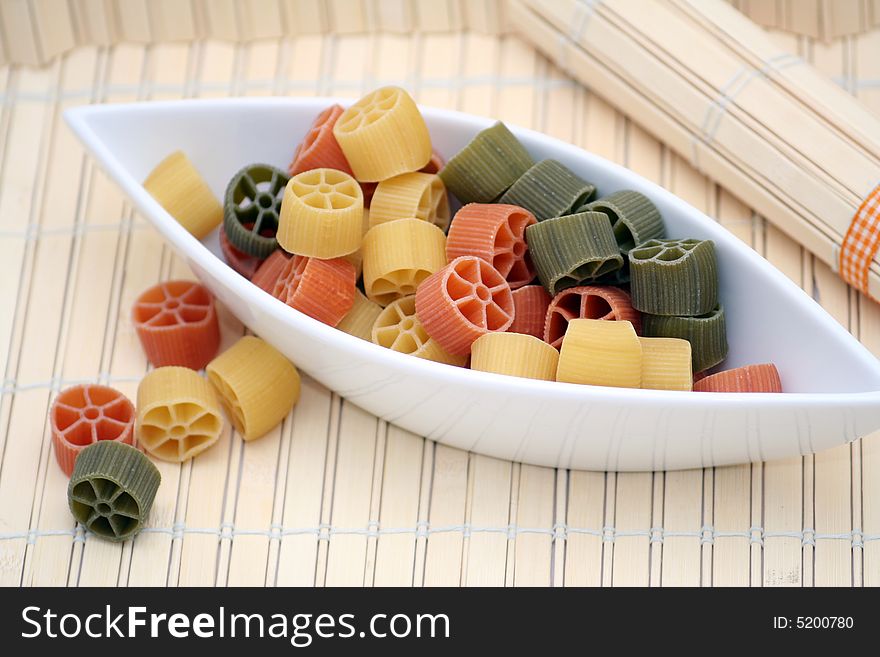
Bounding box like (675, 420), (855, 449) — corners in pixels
(132, 280), (221, 370)
(629, 238), (718, 316)
(50, 384), (135, 477)
(471, 333), (559, 381)
(639, 337), (693, 391)
(368, 172), (451, 230)
(544, 285), (641, 349)
(68, 441), (160, 543)
(333, 87), (432, 182)
(420, 150), (445, 175)
(207, 336), (301, 441)
(439, 122), (533, 203)
(143, 151), (222, 239)
(219, 225), (264, 279)
(251, 249), (291, 293)
(508, 285), (551, 338)
(693, 363), (782, 393)
(415, 255), (514, 356)
(277, 168), (364, 258)
(273, 255), (356, 327)
(371, 295), (467, 366)
(498, 159), (595, 221)
(289, 104), (353, 176)
(446, 203), (537, 290)
(223, 163), (288, 258)
(362, 218), (447, 306)
(337, 290), (383, 341)
(643, 305), (728, 373)
(556, 319), (642, 388)
(525, 211), (624, 295)
(137, 366), (224, 463)
(584, 190), (664, 253)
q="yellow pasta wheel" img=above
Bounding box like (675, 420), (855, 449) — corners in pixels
(337, 290), (383, 341)
(471, 333), (559, 381)
(277, 168), (364, 258)
(557, 319), (642, 388)
(137, 366), (224, 462)
(362, 218), (447, 306)
(333, 86), (432, 182)
(639, 337), (693, 391)
(369, 172), (451, 230)
(371, 296), (466, 367)
(206, 336), (301, 442)
(143, 151), (222, 239)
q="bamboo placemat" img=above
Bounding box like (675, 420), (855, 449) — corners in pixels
(1, 25), (879, 587)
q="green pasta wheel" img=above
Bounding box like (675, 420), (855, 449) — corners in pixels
(67, 441), (161, 542)
(439, 122), (533, 204)
(643, 305), (728, 373)
(525, 211), (623, 296)
(498, 159), (595, 221)
(629, 238), (718, 316)
(224, 164), (289, 258)
(583, 190), (664, 254)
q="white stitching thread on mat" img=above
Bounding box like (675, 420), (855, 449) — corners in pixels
(2, 375), (142, 395)
(558, 0), (600, 75)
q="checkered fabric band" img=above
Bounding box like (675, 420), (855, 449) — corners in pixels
(840, 183), (880, 298)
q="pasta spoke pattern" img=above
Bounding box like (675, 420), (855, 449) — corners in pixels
(629, 238), (718, 316)
(223, 163), (288, 258)
(371, 296), (466, 367)
(544, 285), (642, 349)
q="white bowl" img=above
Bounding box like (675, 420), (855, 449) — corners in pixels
(65, 97), (880, 471)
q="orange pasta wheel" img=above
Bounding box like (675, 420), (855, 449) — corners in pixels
(219, 224), (264, 279)
(544, 285), (642, 349)
(278, 168), (364, 258)
(362, 218), (447, 306)
(369, 172), (451, 230)
(371, 296), (467, 367)
(252, 249), (291, 293)
(288, 104), (353, 176)
(415, 256), (514, 356)
(508, 285), (552, 338)
(693, 364), (783, 393)
(420, 150), (445, 175)
(50, 384), (135, 476)
(132, 280), (221, 370)
(446, 203), (537, 290)
(273, 255), (356, 327)
(333, 86), (432, 182)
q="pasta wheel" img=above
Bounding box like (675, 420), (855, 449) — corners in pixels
(362, 218), (447, 306)
(639, 337), (693, 391)
(439, 122), (533, 204)
(137, 366), (224, 463)
(143, 151), (222, 239)
(273, 255), (356, 327)
(556, 319), (642, 389)
(471, 333), (559, 381)
(219, 225), (264, 279)
(629, 238), (718, 316)
(223, 163), (288, 258)
(508, 285), (551, 338)
(289, 104), (353, 176)
(544, 285), (642, 349)
(68, 441), (160, 542)
(132, 280), (221, 370)
(277, 168), (364, 258)
(525, 211), (624, 295)
(643, 305), (728, 373)
(252, 249), (291, 293)
(337, 290), (383, 341)
(207, 336), (301, 441)
(498, 159), (595, 221)
(585, 190), (664, 254)
(369, 172), (450, 230)
(371, 296), (467, 367)
(415, 255), (514, 356)
(333, 87), (432, 182)
(446, 203), (537, 290)
(50, 384), (135, 477)
(693, 364), (782, 393)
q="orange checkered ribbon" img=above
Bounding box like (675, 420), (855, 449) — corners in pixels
(840, 183), (880, 299)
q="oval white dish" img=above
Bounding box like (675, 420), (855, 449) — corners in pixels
(65, 97), (880, 471)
